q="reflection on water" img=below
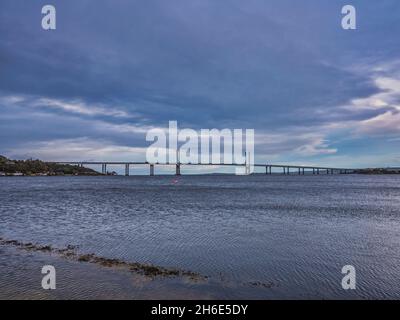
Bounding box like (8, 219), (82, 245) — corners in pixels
(0, 174), (400, 299)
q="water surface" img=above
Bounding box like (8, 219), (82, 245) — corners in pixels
(1, 175), (399, 299)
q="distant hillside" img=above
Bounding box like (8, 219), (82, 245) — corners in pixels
(354, 168), (400, 174)
(0, 155), (100, 176)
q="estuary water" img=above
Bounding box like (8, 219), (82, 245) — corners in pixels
(0, 174), (399, 299)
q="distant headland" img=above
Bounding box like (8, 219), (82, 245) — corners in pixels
(0, 155), (102, 176)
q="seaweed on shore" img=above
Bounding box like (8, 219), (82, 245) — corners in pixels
(247, 280), (279, 288)
(0, 237), (206, 281)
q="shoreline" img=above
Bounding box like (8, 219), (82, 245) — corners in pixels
(1, 172), (400, 177)
(0, 237), (205, 281)
(0, 236), (280, 299)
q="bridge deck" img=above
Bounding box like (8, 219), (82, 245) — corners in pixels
(48, 161), (355, 172)
(48, 161), (356, 176)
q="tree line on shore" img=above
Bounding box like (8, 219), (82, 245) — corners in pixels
(0, 155), (100, 176)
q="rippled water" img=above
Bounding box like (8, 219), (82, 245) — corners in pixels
(1, 174), (400, 299)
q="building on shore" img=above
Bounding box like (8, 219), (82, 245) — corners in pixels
(11, 172), (24, 176)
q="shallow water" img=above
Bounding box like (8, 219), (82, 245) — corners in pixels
(1, 174), (400, 299)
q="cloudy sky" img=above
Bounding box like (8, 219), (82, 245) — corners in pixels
(1, 0), (400, 172)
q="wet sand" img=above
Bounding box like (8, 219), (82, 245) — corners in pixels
(0, 237), (278, 300)
(0, 237), (205, 281)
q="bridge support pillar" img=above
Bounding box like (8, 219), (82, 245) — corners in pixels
(282, 167), (285, 175)
(317, 168), (320, 175)
(150, 164), (154, 176)
(176, 164), (181, 176)
(125, 164), (129, 176)
(302, 168), (305, 175)
(298, 167), (301, 175)
(101, 164), (107, 175)
(287, 167), (290, 175)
